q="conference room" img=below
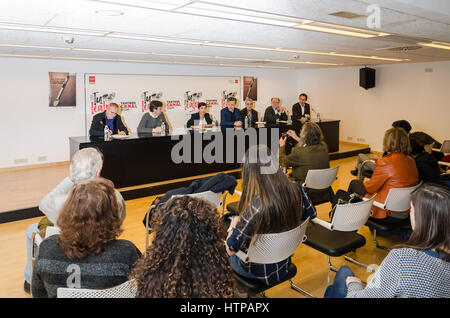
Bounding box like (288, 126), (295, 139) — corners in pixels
(0, 0), (449, 305)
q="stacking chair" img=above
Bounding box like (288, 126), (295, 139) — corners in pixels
(145, 190), (229, 250)
(232, 218), (314, 298)
(303, 196), (376, 272)
(365, 182), (422, 250)
(30, 226), (60, 281)
(57, 279), (137, 298)
(432, 139), (450, 154)
(433, 140), (450, 173)
(302, 165), (339, 205)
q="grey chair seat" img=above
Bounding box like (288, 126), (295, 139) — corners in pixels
(233, 263), (297, 295)
(304, 222), (366, 257)
(365, 217), (411, 234)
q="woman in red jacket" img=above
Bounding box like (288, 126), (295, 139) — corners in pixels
(334, 127), (418, 221)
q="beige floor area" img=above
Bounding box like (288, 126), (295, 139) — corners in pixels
(0, 154), (403, 298)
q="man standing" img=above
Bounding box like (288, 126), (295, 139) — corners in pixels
(137, 100), (170, 134)
(263, 97), (288, 124)
(89, 103), (128, 137)
(220, 97), (243, 128)
(292, 93), (311, 125)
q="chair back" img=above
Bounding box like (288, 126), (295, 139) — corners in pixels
(45, 226), (60, 237)
(383, 182), (422, 212)
(440, 140), (450, 154)
(236, 218), (309, 264)
(303, 166), (339, 190)
(57, 279), (137, 298)
(331, 196), (376, 232)
(172, 190), (223, 208)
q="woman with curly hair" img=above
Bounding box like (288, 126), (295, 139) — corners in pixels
(31, 178), (140, 298)
(130, 196), (234, 298)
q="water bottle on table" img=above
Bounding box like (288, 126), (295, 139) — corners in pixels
(104, 125), (110, 141)
(160, 120), (166, 135)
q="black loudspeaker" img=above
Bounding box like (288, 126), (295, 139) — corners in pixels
(360, 67), (376, 90)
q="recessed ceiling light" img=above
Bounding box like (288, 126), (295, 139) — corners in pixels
(95, 10), (125, 16)
(329, 11), (365, 19)
(418, 41), (450, 51)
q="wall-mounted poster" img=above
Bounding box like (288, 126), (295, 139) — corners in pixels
(49, 72), (76, 107)
(243, 76), (257, 101)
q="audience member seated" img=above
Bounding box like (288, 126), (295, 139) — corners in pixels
(24, 147), (126, 294)
(350, 119), (442, 177)
(220, 97), (243, 129)
(137, 100), (170, 134)
(279, 122), (331, 203)
(186, 102), (213, 129)
(240, 98), (259, 127)
(324, 183), (450, 298)
(410, 136), (441, 184)
(263, 97), (288, 125)
(225, 145), (316, 288)
(333, 127), (418, 221)
(131, 196), (233, 298)
(31, 178), (140, 298)
(393, 119), (443, 160)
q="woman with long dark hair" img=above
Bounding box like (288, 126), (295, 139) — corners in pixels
(325, 183), (450, 298)
(225, 145), (316, 286)
(130, 196), (234, 298)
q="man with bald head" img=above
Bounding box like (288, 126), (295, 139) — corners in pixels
(89, 103), (128, 137)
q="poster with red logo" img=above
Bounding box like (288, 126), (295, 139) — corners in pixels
(84, 74), (241, 135)
(49, 72), (76, 107)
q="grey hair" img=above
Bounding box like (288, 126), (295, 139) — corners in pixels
(70, 148), (104, 184)
(299, 122), (323, 146)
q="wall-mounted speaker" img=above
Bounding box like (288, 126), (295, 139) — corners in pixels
(360, 67), (375, 90)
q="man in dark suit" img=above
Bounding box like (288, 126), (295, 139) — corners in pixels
(89, 103), (128, 137)
(220, 97), (243, 128)
(292, 93), (311, 125)
(263, 97), (288, 124)
(240, 98), (259, 127)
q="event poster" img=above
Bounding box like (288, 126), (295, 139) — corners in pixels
(243, 76), (257, 101)
(49, 72), (76, 107)
(84, 74), (241, 134)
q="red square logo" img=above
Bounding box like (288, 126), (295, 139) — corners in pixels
(89, 76), (96, 84)
(235, 79), (239, 83)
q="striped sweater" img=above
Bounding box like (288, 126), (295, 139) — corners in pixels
(31, 235), (140, 298)
(347, 248), (450, 298)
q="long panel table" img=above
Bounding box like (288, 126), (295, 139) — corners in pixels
(69, 119), (339, 189)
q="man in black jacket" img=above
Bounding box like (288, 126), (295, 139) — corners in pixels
(89, 103), (129, 137)
(292, 93), (311, 125)
(263, 97), (288, 124)
(240, 98), (259, 127)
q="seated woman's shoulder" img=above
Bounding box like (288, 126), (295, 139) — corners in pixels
(111, 239), (138, 249)
(108, 239), (141, 257)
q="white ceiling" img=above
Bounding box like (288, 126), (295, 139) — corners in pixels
(0, 0), (449, 69)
